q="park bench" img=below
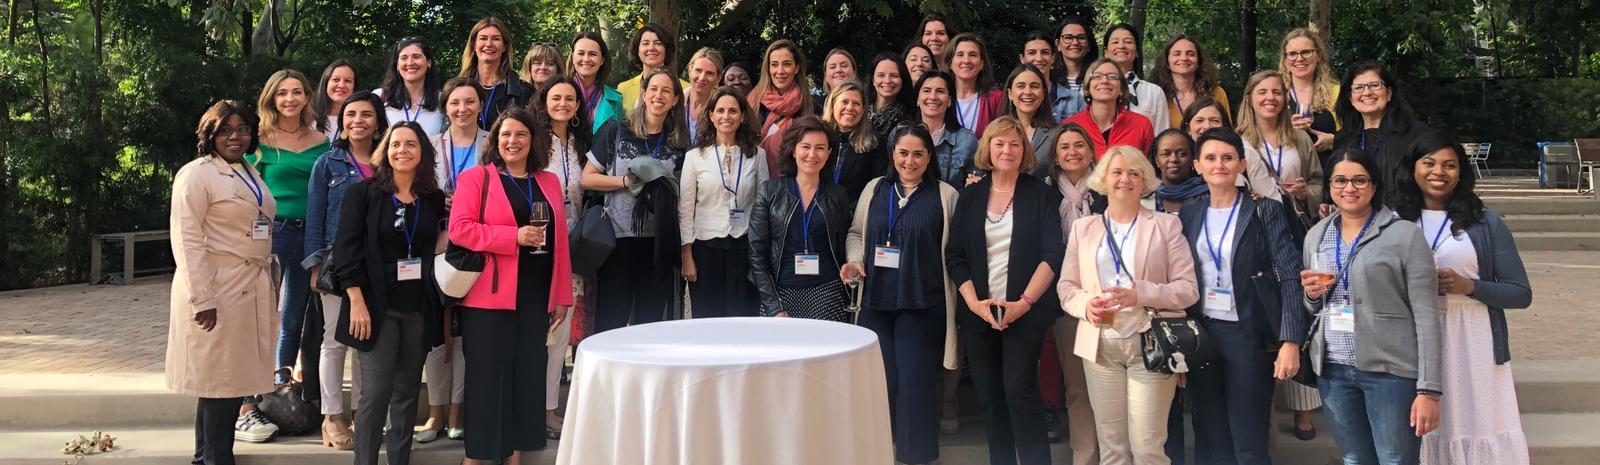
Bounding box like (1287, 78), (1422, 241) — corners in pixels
(1577, 139), (1600, 199)
(89, 230), (171, 285)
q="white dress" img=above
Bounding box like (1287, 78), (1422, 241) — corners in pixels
(1418, 210), (1530, 465)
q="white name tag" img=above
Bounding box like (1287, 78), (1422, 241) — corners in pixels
(1328, 304), (1355, 333)
(1204, 287), (1235, 314)
(729, 208), (749, 230)
(794, 254), (820, 275)
(251, 220), (271, 240)
(873, 246), (900, 269)
(397, 258), (423, 281)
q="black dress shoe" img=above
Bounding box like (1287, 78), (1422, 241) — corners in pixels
(1293, 424), (1317, 441)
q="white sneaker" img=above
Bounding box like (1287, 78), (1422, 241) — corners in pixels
(234, 409), (279, 443)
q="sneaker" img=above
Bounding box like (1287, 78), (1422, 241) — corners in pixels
(1044, 410), (1062, 443)
(234, 409), (279, 443)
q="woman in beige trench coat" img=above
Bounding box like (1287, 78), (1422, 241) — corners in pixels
(167, 100), (280, 465)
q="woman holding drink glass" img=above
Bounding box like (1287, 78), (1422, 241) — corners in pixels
(1056, 144), (1198, 465)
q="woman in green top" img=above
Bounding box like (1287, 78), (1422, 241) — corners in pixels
(248, 69), (331, 395)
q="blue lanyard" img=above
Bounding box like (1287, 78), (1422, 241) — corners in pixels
(792, 179), (819, 252)
(955, 97), (973, 130)
(1172, 93), (1187, 118)
(832, 142), (846, 184)
(1262, 142), (1283, 175)
(391, 195), (419, 257)
(402, 103), (419, 123)
(715, 145), (745, 205)
(1202, 195), (1240, 287)
(449, 135), (477, 183)
(1359, 130), (1384, 155)
(1290, 86), (1313, 118)
(504, 171), (537, 212)
(479, 84), (499, 128)
(345, 149), (371, 180)
(1333, 212), (1379, 296)
(646, 133), (668, 160)
(232, 166), (264, 207)
(1424, 215), (1451, 252)
(1103, 215), (1138, 285)
(883, 182), (910, 246)
(685, 97), (697, 145)
(576, 78), (601, 116)
(556, 137), (573, 197)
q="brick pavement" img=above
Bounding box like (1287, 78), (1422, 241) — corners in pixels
(0, 251), (1595, 375)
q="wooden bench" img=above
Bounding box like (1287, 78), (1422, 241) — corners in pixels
(90, 230), (171, 285)
(1577, 139), (1600, 198)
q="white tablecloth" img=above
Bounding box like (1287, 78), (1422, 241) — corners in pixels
(555, 317), (893, 465)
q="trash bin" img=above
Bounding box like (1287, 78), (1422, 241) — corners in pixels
(1540, 142), (1579, 188)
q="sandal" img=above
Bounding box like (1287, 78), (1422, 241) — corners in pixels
(545, 425), (562, 440)
(321, 420), (355, 450)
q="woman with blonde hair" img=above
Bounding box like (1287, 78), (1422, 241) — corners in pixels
(1279, 26), (1340, 166)
(521, 42), (564, 93)
(683, 47), (725, 145)
(1237, 70), (1324, 232)
(820, 80), (884, 201)
(1057, 144), (1198, 465)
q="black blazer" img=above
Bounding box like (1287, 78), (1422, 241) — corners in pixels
(945, 174), (1065, 331)
(332, 182), (447, 352)
(747, 178), (852, 316)
(1178, 189), (1307, 350)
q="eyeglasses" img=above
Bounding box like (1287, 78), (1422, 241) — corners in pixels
(1088, 72), (1121, 82)
(215, 125), (252, 137)
(1284, 49), (1317, 60)
(1330, 176), (1373, 189)
(1350, 81), (1387, 94)
(1058, 34), (1089, 43)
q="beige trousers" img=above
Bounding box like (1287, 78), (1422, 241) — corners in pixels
(1052, 317), (1100, 465)
(1082, 335), (1178, 465)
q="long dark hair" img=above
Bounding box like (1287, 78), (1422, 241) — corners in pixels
(1335, 61), (1417, 142)
(370, 121), (441, 196)
(913, 69), (962, 131)
(1149, 35), (1219, 102)
(883, 124), (942, 185)
(1103, 23), (1145, 77)
(314, 59), (356, 133)
(196, 100), (260, 157)
(483, 108), (550, 171)
(693, 86), (761, 157)
(1000, 64), (1058, 130)
(535, 77), (593, 158)
(568, 31), (612, 85)
(867, 52), (913, 108)
(332, 91), (390, 152)
(1324, 147), (1385, 211)
(1393, 130), (1485, 233)
(1054, 16), (1099, 87)
(382, 37), (443, 111)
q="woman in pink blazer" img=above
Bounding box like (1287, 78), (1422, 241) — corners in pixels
(448, 108), (573, 464)
(1056, 144), (1198, 465)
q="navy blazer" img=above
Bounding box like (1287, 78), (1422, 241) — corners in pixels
(945, 174), (1065, 331)
(1179, 189), (1308, 350)
(1453, 209), (1532, 364)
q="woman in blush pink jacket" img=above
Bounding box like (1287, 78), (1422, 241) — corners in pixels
(1056, 145), (1198, 465)
(448, 108), (573, 464)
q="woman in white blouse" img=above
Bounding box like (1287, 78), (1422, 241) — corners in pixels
(678, 86), (770, 317)
(536, 76), (591, 439)
(1102, 24), (1170, 134)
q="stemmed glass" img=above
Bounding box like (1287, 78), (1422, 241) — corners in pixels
(529, 201), (551, 255)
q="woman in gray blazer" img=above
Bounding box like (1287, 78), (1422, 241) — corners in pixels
(1299, 148), (1441, 465)
(1394, 131), (1531, 465)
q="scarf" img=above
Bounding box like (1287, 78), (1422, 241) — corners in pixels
(755, 85), (804, 176)
(1154, 176), (1208, 212)
(1055, 173), (1093, 234)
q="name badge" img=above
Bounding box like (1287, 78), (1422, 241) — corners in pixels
(873, 246), (901, 269)
(1328, 304), (1355, 333)
(1204, 287), (1234, 314)
(397, 258), (423, 281)
(794, 254), (820, 275)
(729, 208), (749, 230)
(251, 220), (271, 240)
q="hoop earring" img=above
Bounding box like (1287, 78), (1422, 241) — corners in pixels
(570, 118), (580, 128)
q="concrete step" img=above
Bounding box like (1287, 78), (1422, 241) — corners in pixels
(1484, 198), (1600, 215)
(4, 412), (1596, 465)
(1513, 232), (1600, 251)
(1503, 214), (1600, 233)
(5, 360), (1597, 430)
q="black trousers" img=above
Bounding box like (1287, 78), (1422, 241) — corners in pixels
(595, 237), (674, 332)
(192, 396), (244, 465)
(462, 307), (548, 459)
(354, 311), (428, 465)
(962, 321), (1052, 465)
(688, 237), (759, 318)
(857, 305), (945, 464)
(300, 294), (323, 404)
(1188, 318), (1275, 465)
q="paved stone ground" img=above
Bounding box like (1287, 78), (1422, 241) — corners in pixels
(1, 250), (1595, 375)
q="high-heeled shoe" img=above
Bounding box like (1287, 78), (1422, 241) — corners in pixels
(321, 420), (355, 450)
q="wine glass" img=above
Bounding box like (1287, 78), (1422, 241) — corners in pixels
(1309, 252), (1336, 299)
(529, 201), (551, 255)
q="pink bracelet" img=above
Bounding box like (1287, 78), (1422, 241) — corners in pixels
(1020, 294), (1035, 305)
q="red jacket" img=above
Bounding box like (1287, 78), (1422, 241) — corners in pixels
(448, 165), (573, 312)
(1063, 108), (1155, 161)
(966, 89), (1006, 138)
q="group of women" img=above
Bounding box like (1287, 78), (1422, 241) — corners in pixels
(165, 13), (1534, 465)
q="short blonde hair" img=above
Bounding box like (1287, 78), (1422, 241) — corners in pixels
(974, 116), (1036, 172)
(521, 42), (564, 79)
(1087, 145), (1160, 195)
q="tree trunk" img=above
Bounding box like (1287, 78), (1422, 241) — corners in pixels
(1310, 0), (1332, 44)
(1239, 0), (1258, 77)
(8, 0), (18, 47)
(28, 0), (51, 127)
(648, 0), (681, 51)
(240, 8), (252, 56)
(0, 89), (11, 271)
(1128, 0), (1149, 38)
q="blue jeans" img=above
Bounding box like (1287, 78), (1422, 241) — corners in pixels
(1318, 363), (1420, 465)
(272, 219), (309, 385)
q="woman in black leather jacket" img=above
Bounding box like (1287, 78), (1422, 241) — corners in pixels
(748, 116), (853, 321)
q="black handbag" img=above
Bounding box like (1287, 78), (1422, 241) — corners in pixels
(569, 204), (616, 276)
(257, 368), (320, 436)
(1101, 217), (1215, 374)
(316, 254), (341, 294)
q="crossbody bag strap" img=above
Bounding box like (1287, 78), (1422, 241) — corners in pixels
(479, 167), (498, 293)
